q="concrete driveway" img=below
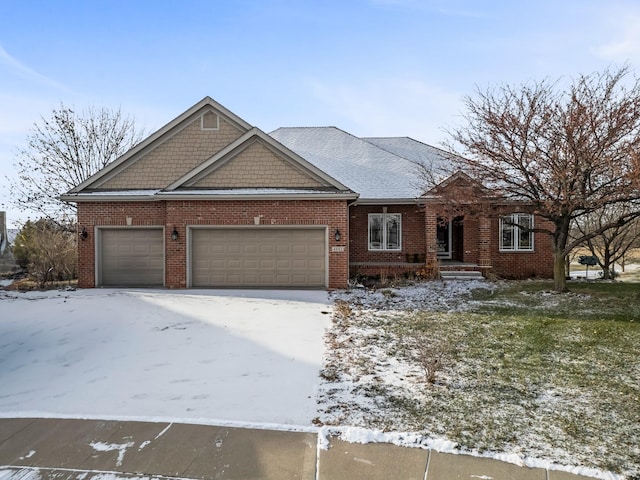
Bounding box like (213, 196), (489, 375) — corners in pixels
(0, 288), (331, 426)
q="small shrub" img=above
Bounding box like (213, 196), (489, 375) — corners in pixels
(334, 299), (353, 319)
(404, 330), (450, 385)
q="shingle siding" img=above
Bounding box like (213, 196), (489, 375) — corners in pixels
(99, 116), (245, 189)
(192, 140), (326, 189)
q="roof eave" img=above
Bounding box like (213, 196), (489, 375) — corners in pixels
(61, 192), (360, 202)
(354, 198), (420, 205)
(60, 193), (161, 202)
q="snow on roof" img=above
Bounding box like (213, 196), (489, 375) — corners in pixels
(65, 189), (162, 197)
(270, 127), (431, 200)
(159, 188), (352, 196)
(363, 137), (457, 180)
(65, 188), (353, 200)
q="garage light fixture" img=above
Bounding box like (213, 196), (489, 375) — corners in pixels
(171, 227), (179, 241)
(334, 229), (341, 242)
(80, 227), (88, 240)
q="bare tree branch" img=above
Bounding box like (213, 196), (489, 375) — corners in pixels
(448, 66), (640, 291)
(7, 104), (144, 224)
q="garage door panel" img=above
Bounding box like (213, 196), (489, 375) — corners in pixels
(191, 228), (326, 288)
(100, 229), (164, 287)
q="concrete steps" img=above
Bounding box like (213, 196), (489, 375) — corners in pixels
(440, 269), (484, 280)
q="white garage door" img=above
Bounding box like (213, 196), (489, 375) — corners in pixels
(191, 228), (326, 288)
(100, 229), (164, 286)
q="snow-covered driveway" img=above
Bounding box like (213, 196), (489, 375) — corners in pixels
(0, 289), (331, 428)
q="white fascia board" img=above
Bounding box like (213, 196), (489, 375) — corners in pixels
(156, 192), (359, 201)
(61, 192), (359, 202)
(60, 194), (161, 202)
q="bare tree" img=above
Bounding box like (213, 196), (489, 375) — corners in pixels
(449, 66), (640, 291)
(9, 104), (144, 224)
(574, 204), (640, 279)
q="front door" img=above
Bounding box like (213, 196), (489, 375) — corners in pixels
(436, 219), (451, 259)
(437, 217), (464, 260)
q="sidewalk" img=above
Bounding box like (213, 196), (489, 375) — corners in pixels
(0, 418), (595, 480)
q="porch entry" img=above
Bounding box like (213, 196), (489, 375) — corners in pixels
(436, 216), (464, 261)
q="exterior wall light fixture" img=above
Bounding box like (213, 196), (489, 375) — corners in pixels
(334, 229), (341, 242)
(171, 227), (179, 241)
(80, 227), (88, 240)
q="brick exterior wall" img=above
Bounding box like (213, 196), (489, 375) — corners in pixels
(348, 204), (554, 280)
(77, 199), (349, 289)
(349, 204), (426, 277)
(489, 214), (555, 279)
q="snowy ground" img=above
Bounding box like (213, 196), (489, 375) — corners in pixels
(321, 281), (636, 480)
(0, 288), (331, 428)
(0, 282), (634, 479)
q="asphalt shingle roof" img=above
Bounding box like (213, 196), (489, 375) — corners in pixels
(270, 127), (455, 200)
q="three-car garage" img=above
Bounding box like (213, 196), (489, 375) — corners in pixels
(97, 227), (327, 288)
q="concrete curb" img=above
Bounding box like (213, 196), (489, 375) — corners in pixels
(0, 418), (596, 480)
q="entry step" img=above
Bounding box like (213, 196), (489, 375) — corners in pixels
(440, 270), (485, 280)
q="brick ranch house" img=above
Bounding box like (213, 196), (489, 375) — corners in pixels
(61, 97), (553, 289)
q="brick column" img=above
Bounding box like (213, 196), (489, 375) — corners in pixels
(424, 209), (439, 277)
(478, 214), (492, 268)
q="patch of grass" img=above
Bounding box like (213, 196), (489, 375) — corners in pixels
(321, 281), (640, 478)
(4, 278), (78, 291)
(469, 280), (640, 322)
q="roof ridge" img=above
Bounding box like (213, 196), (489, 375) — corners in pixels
(270, 126), (340, 133)
(364, 136), (468, 163)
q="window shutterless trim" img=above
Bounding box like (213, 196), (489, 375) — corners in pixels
(368, 213), (402, 251)
(499, 213), (534, 252)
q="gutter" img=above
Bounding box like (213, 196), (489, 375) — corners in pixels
(60, 192), (360, 202)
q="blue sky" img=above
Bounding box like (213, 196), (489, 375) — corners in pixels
(1, 0), (640, 227)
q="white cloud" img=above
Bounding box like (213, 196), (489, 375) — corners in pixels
(308, 77), (463, 145)
(591, 8), (640, 63)
(0, 44), (70, 92)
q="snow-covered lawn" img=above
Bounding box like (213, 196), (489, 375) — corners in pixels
(320, 281), (639, 480)
(1, 281), (637, 479)
(0, 288), (331, 428)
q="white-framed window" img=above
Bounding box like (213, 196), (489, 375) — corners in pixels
(500, 213), (534, 251)
(368, 213), (401, 251)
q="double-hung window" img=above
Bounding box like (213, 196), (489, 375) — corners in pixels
(500, 213), (534, 251)
(369, 213), (401, 250)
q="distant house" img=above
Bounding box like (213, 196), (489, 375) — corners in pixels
(0, 212), (17, 271)
(61, 97), (553, 289)
(0, 212), (7, 256)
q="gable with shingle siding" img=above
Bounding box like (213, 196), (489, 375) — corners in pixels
(97, 114), (246, 190)
(189, 140), (328, 189)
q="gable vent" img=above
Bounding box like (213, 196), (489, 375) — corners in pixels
(201, 111), (220, 130)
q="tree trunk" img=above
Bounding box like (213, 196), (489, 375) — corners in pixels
(553, 251), (568, 292)
(552, 218), (570, 292)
